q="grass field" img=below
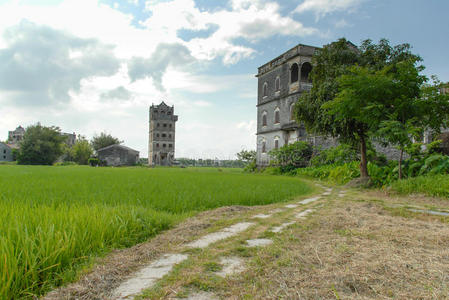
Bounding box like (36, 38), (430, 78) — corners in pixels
(0, 165), (312, 299)
(390, 174), (449, 198)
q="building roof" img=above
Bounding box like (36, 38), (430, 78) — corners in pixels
(97, 143), (139, 153)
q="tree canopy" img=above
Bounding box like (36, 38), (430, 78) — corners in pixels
(294, 38), (442, 179)
(17, 124), (66, 165)
(90, 132), (122, 151)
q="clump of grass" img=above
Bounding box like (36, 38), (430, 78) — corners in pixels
(0, 165), (312, 298)
(390, 174), (449, 198)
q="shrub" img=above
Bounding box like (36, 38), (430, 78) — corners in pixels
(310, 144), (358, 166)
(269, 141), (313, 169)
(88, 158), (99, 167)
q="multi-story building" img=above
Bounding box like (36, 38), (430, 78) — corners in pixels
(148, 101), (178, 166)
(256, 43), (324, 166)
(8, 125), (25, 146)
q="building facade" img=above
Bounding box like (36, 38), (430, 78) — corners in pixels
(256, 43), (325, 166)
(8, 125), (25, 147)
(97, 144), (139, 166)
(0, 142), (13, 162)
(148, 101), (178, 166)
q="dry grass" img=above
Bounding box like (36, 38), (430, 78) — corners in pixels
(226, 199), (449, 299)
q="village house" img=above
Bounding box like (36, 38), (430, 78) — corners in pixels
(0, 142), (13, 162)
(97, 144), (139, 166)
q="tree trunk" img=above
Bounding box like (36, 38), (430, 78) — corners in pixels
(359, 135), (369, 178)
(398, 148), (404, 180)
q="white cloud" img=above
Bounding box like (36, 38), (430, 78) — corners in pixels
(294, 0), (363, 19)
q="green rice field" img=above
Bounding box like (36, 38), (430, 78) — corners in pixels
(0, 165), (313, 299)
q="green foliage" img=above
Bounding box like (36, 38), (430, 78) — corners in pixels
(72, 137), (93, 165)
(16, 124), (66, 165)
(90, 132), (122, 151)
(0, 166), (312, 298)
(295, 38), (429, 178)
(310, 144), (358, 166)
(88, 157), (100, 166)
(236, 149), (257, 172)
(390, 174), (449, 198)
(269, 141), (313, 170)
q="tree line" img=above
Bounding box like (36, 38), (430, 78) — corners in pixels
(12, 124), (122, 165)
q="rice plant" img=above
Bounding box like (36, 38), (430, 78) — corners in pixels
(0, 165), (312, 298)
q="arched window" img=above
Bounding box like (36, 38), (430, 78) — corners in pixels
(275, 76), (280, 91)
(290, 103), (295, 121)
(261, 138), (266, 153)
(291, 63), (299, 83)
(301, 62), (312, 83)
(263, 82), (268, 97)
(274, 136), (279, 150)
(262, 111), (267, 127)
(274, 107), (280, 124)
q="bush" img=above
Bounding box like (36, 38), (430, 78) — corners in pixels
(88, 158), (99, 167)
(269, 141), (313, 169)
(54, 161), (78, 166)
(310, 144), (358, 166)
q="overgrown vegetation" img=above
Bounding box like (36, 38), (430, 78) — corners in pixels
(0, 166), (312, 299)
(295, 38), (449, 179)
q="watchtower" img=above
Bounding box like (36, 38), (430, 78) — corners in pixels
(149, 101), (178, 166)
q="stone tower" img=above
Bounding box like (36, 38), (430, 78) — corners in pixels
(149, 101), (178, 166)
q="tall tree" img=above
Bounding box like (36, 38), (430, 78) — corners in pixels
(295, 38), (422, 178)
(72, 136), (94, 165)
(17, 124), (66, 165)
(90, 132), (122, 151)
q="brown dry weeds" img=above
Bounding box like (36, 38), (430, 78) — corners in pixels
(42, 206), (252, 300)
(225, 199), (449, 299)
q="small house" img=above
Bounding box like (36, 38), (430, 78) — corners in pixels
(97, 144), (139, 166)
(0, 142), (13, 162)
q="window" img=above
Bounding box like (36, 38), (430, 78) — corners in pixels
(274, 136), (279, 150)
(156, 133), (159, 137)
(154, 154), (157, 160)
(169, 124), (172, 128)
(3, 150), (5, 154)
(163, 123), (167, 127)
(167, 111), (171, 115)
(301, 62), (312, 83)
(156, 143), (159, 148)
(169, 134), (172, 138)
(163, 144), (166, 148)
(261, 139), (266, 153)
(157, 123), (160, 127)
(274, 107), (280, 124)
(262, 111), (267, 127)
(263, 82), (268, 97)
(291, 63), (299, 83)
(162, 133), (166, 137)
(169, 144), (173, 148)
(3, 156), (5, 159)
(275, 76), (280, 91)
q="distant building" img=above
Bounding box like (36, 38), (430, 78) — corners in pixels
(0, 142), (13, 162)
(8, 126), (25, 147)
(61, 132), (76, 146)
(97, 144), (139, 166)
(440, 83), (449, 95)
(148, 101), (178, 166)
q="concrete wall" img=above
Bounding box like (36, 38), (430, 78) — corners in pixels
(0, 143), (13, 162)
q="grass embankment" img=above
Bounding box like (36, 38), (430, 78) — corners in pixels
(0, 165), (312, 299)
(390, 174), (449, 198)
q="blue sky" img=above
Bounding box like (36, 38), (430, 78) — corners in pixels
(0, 0), (448, 158)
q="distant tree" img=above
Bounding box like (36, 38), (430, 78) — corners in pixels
(91, 132), (122, 151)
(17, 124), (66, 165)
(72, 136), (93, 165)
(295, 38), (423, 178)
(236, 150), (256, 165)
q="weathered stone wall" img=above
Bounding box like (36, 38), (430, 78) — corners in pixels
(98, 146), (139, 166)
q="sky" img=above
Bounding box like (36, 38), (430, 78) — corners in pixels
(0, 0), (448, 159)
